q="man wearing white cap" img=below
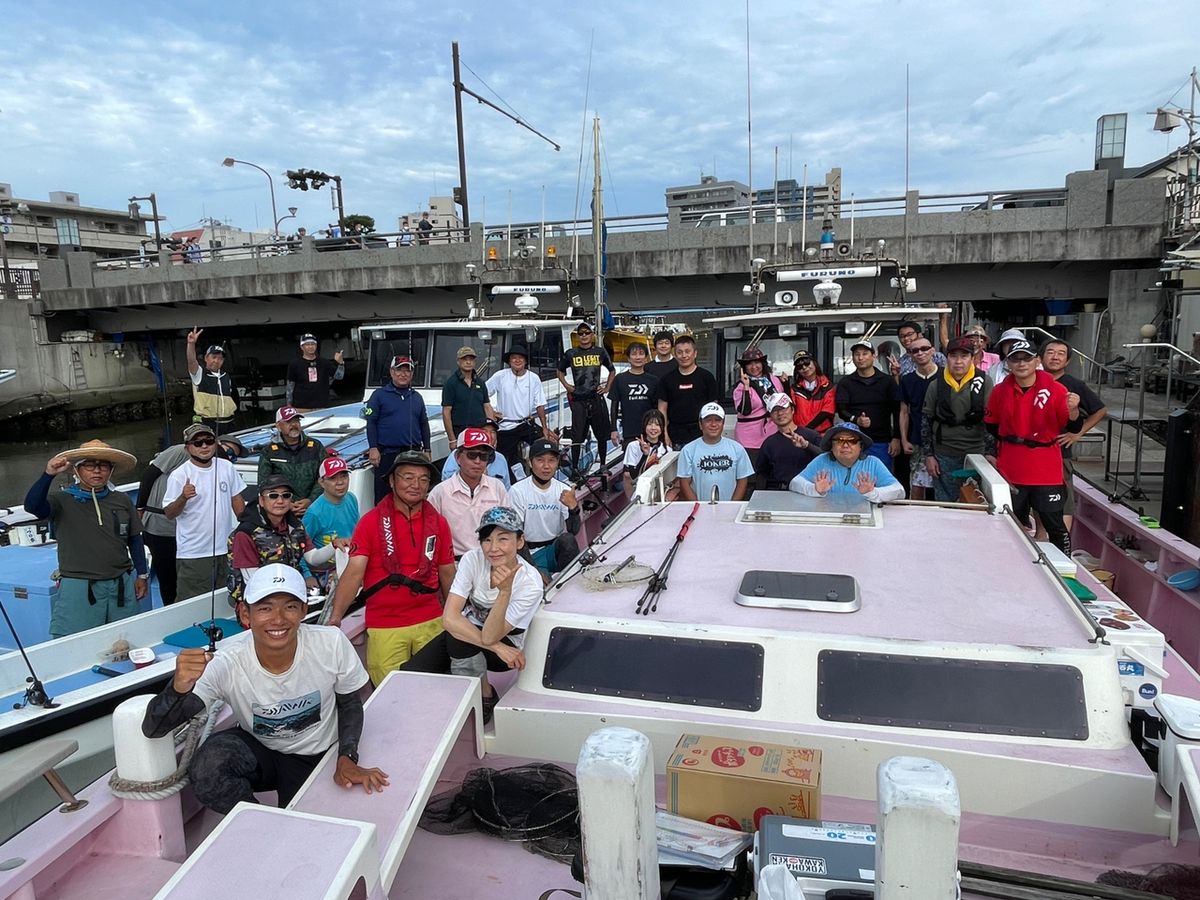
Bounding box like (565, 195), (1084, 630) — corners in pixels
(24, 440), (149, 637)
(286, 334), (344, 412)
(676, 402), (753, 502)
(142, 564), (387, 813)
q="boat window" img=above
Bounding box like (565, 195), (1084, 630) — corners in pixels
(365, 331), (430, 387)
(543, 627), (764, 711)
(816, 650), (1089, 740)
(431, 332), (505, 389)
(505, 328), (566, 381)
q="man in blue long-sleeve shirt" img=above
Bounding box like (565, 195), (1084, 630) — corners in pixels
(24, 439), (150, 638)
(363, 355), (431, 504)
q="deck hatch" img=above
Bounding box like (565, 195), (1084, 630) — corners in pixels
(543, 627), (764, 711)
(816, 650), (1089, 740)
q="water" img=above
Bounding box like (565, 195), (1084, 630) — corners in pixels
(0, 410), (272, 510)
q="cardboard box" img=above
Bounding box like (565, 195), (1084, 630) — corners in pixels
(666, 734), (821, 832)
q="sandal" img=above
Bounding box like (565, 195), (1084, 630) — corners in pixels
(482, 692), (499, 725)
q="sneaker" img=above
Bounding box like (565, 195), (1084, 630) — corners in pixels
(482, 692), (499, 725)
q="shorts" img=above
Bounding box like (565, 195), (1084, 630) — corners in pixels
(909, 449), (934, 489)
(177, 556), (231, 605)
(367, 618), (444, 685)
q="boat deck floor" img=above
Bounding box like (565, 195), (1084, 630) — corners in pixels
(547, 502), (1095, 649)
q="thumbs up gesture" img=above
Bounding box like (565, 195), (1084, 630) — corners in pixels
(181, 477), (197, 500)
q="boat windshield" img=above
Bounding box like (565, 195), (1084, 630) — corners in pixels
(431, 331), (505, 386)
(366, 331), (430, 388)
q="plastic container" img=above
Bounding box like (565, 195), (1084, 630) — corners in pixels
(1168, 569), (1200, 591)
(129, 647), (156, 669)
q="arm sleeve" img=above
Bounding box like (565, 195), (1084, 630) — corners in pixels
(23, 473), (54, 519)
(365, 391), (380, 448)
(609, 376), (622, 427)
(419, 399), (432, 449)
(129, 534), (148, 577)
(835, 381), (852, 422)
(733, 384), (752, 415)
(142, 682), (207, 738)
(888, 379), (901, 439)
(136, 464), (165, 509)
(335, 691), (365, 758)
(286, 380), (295, 404)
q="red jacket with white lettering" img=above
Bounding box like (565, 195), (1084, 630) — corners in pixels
(983, 369), (1068, 486)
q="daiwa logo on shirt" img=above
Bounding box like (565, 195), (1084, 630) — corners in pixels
(253, 691), (321, 737)
(970, 377), (985, 394)
(1033, 388), (1052, 409)
(383, 516), (395, 555)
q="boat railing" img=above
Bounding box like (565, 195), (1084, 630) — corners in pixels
(961, 453), (1012, 514)
(631, 450), (680, 506)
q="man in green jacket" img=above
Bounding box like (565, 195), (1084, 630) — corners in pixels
(258, 406), (326, 514)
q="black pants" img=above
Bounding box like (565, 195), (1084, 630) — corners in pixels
(402, 631), (518, 675)
(188, 728), (323, 813)
(143, 532), (178, 605)
(373, 445), (422, 504)
(496, 422), (541, 473)
(1013, 483), (1070, 554)
(569, 396), (610, 471)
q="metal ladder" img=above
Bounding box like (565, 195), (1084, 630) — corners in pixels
(70, 349), (87, 389)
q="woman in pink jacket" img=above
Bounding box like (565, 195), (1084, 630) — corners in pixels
(732, 347), (785, 464)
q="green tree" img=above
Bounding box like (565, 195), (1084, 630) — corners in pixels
(342, 214), (375, 234)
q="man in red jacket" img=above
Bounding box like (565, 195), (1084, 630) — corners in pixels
(984, 340), (1076, 553)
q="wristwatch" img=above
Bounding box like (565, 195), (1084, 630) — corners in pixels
(341, 746), (359, 764)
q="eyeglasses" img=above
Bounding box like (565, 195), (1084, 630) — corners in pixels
(832, 438), (860, 446)
(189, 438), (216, 447)
(263, 491), (293, 500)
(394, 474), (432, 485)
(463, 450), (492, 461)
(910, 345), (933, 353)
(77, 460), (113, 470)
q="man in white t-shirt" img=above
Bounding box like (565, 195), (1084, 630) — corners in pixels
(164, 422), (247, 603)
(486, 344), (555, 467)
(403, 506), (543, 724)
(506, 439), (580, 575)
(677, 402), (753, 502)
(141, 564), (387, 813)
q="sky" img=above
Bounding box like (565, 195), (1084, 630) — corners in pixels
(1, 1), (1196, 237)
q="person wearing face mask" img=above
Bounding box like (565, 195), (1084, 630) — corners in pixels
(24, 440), (149, 638)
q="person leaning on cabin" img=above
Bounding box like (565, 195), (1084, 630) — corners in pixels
(789, 350), (837, 434)
(329, 451), (454, 683)
(790, 422), (905, 504)
(983, 340), (1075, 554)
(363, 354), (431, 506)
(285, 333), (344, 413)
(754, 393), (822, 491)
(185, 327), (238, 431)
(403, 506), (545, 725)
(921, 336), (994, 503)
(676, 402), (754, 502)
(23, 440), (149, 638)
(257, 405), (326, 515)
(142, 564), (387, 813)
(441, 345), (496, 447)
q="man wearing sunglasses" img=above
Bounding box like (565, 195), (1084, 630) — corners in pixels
(428, 427), (509, 559)
(164, 423), (247, 604)
(898, 338), (942, 499)
(227, 474), (317, 605)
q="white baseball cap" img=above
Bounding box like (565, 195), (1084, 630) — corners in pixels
(764, 392), (793, 413)
(243, 563), (306, 605)
(698, 402), (726, 421)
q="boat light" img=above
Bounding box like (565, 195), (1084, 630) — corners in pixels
(723, 326), (744, 339)
(477, 328), (493, 342)
(546, 245), (557, 258)
(371, 330), (385, 340)
(779, 323), (798, 338)
(845, 321), (866, 335)
(487, 246), (499, 260)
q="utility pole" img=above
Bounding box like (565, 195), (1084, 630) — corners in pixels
(591, 117), (605, 346)
(129, 193), (163, 248)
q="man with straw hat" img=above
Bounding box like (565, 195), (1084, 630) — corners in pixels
(23, 440), (149, 638)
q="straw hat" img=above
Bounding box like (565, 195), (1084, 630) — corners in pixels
(57, 440), (137, 471)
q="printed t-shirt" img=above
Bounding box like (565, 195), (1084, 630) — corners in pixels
(507, 476), (571, 543)
(558, 346), (613, 398)
(163, 458), (246, 559)
(983, 371), (1068, 486)
(349, 502), (454, 628)
(676, 436), (753, 501)
(450, 549), (544, 650)
(192, 625), (368, 756)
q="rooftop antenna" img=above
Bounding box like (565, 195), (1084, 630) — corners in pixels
(744, 0), (755, 290)
(903, 62), (911, 269)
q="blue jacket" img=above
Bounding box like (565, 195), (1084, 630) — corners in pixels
(364, 383), (431, 450)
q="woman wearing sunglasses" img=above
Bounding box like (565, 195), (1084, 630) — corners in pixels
(227, 474), (317, 605)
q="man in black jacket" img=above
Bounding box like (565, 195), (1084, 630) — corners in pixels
(834, 339), (901, 471)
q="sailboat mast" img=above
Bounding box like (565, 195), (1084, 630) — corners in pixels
(592, 116), (604, 344)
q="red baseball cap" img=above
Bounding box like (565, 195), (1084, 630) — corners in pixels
(275, 405), (302, 423)
(389, 355), (415, 370)
(319, 456), (348, 478)
(457, 427), (494, 453)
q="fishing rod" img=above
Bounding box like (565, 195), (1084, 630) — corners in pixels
(0, 596), (57, 709)
(635, 501), (700, 616)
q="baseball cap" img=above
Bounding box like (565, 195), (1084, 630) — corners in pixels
(319, 456), (349, 478)
(183, 422), (215, 442)
(849, 339), (875, 353)
(205, 344), (225, 356)
(699, 401), (726, 421)
(457, 427), (495, 454)
(528, 438), (559, 459)
(946, 335), (975, 355)
(389, 355), (415, 370)
(456, 346), (477, 359)
(1005, 340), (1037, 360)
(243, 563), (306, 605)
(764, 392), (793, 413)
(258, 474), (294, 493)
(275, 405), (302, 423)
(476, 506), (524, 536)
(384, 450), (438, 477)
(575, 321), (594, 333)
(299, 333), (317, 345)
(793, 349), (814, 361)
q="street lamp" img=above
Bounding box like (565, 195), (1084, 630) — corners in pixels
(275, 206), (299, 234)
(15, 202), (41, 256)
(222, 157), (279, 239)
(1152, 67), (1200, 233)
(128, 193), (162, 249)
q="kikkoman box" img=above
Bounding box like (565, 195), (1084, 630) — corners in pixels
(666, 734), (822, 832)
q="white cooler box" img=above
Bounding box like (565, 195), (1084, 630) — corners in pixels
(1084, 596), (1168, 709)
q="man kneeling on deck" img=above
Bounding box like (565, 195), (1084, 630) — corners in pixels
(403, 506), (543, 724)
(142, 564), (387, 813)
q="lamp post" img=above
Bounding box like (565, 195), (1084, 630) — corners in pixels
(222, 157), (279, 239)
(1153, 67), (1200, 234)
(127, 193), (162, 249)
(275, 206), (299, 235)
(16, 202), (41, 256)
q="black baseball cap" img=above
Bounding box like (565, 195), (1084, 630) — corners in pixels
(528, 438), (559, 459)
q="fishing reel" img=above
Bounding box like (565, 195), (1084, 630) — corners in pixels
(203, 621), (224, 653)
(14, 676), (58, 710)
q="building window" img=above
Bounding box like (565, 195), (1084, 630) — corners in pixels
(55, 218), (81, 248)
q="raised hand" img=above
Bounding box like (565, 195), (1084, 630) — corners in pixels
(173, 647), (212, 693)
(857, 413), (872, 429)
(489, 560), (519, 591)
(814, 470), (833, 496)
(187, 327), (203, 345)
(333, 350), (344, 364)
(789, 430), (809, 449)
(560, 488), (578, 510)
(45, 456), (73, 476)
(854, 471), (877, 495)
(181, 477), (197, 500)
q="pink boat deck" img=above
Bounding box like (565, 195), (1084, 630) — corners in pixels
(549, 502), (1095, 649)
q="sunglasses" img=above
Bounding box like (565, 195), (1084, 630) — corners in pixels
(189, 438), (216, 447)
(796, 358), (814, 366)
(463, 450), (493, 461)
(910, 345), (933, 353)
(833, 437), (861, 446)
(263, 491), (293, 500)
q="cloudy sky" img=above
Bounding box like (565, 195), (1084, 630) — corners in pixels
(2, 1), (1195, 236)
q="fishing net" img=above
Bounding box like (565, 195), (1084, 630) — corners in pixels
(1098, 863), (1200, 897)
(419, 764), (581, 863)
(579, 559), (655, 590)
